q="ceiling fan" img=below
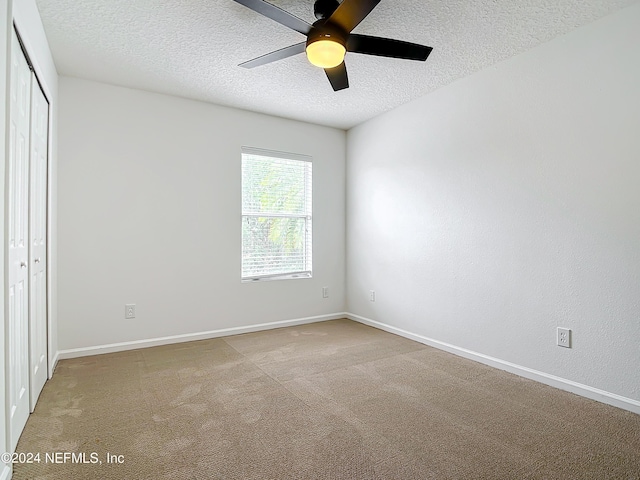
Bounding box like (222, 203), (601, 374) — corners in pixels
(231, 0), (433, 91)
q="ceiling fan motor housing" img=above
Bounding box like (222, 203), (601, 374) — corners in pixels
(314, 0), (340, 19)
(307, 20), (347, 50)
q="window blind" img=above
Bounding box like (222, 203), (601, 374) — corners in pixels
(241, 148), (312, 280)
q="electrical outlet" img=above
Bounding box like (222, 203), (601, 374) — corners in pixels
(369, 290), (376, 302)
(322, 286), (329, 298)
(125, 304), (136, 319)
(557, 327), (571, 348)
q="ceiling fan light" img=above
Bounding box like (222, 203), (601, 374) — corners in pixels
(306, 38), (346, 69)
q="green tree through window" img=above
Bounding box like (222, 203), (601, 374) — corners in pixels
(241, 148), (312, 280)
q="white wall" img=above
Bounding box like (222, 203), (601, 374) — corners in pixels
(346, 3), (640, 407)
(57, 77), (346, 351)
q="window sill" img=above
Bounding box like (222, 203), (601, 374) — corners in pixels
(242, 273), (312, 283)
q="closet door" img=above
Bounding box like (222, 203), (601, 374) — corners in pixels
(8, 28), (32, 451)
(29, 79), (49, 411)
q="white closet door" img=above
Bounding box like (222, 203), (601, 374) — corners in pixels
(29, 78), (49, 412)
(8, 29), (32, 451)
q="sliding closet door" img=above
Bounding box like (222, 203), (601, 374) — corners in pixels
(29, 78), (49, 411)
(7, 28), (32, 451)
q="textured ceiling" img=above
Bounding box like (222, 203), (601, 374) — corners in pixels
(35, 0), (636, 129)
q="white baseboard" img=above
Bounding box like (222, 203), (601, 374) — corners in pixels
(347, 313), (640, 415)
(52, 311), (640, 414)
(57, 313), (348, 360)
(0, 464), (11, 480)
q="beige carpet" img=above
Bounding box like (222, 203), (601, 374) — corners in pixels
(14, 319), (640, 479)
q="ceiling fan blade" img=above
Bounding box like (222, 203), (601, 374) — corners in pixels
(232, 0), (311, 35)
(239, 42), (306, 68)
(325, 62), (349, 91)
(347, 34), (432, 61)
(327, 0), (381, 33)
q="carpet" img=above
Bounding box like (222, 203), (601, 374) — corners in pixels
(13, 319), (640, 479)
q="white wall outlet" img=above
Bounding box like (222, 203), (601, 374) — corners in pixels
(369, 290), (376, 302)
(322, 286), (329, 298)
(557, 327), (571, 348)
(125, 304), (136, 319)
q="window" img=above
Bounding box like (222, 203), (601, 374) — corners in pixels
(241, 147), (312, 281)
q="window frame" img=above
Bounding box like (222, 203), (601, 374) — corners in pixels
(241, 147), (313, 282)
